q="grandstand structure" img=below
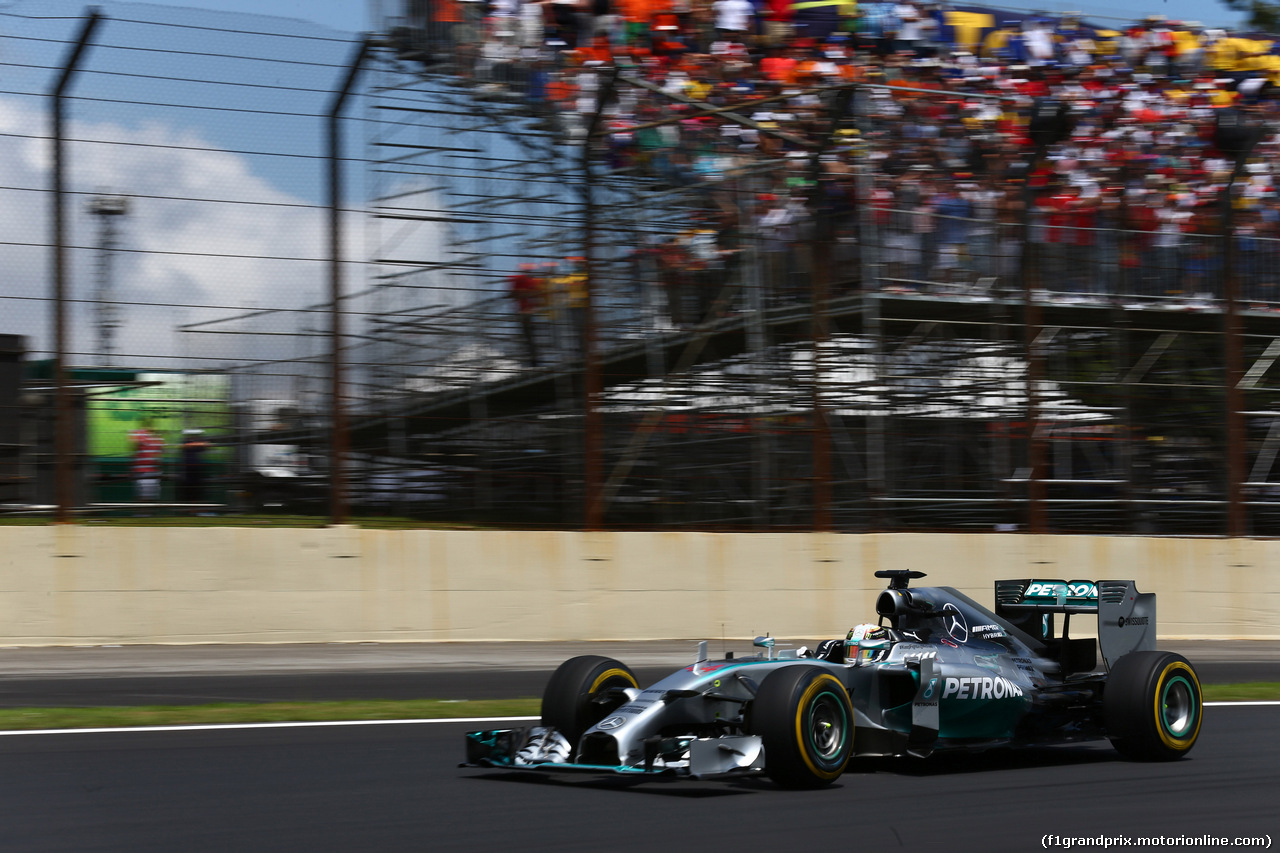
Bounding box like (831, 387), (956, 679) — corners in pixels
(182, 7), (1280, 534)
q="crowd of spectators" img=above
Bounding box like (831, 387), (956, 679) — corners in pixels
(403, 0), (1280, 341)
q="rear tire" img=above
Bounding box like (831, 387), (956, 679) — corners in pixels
(1105, 651), (1202, 761)
(749, 666), (854, 789)
(541, 655), (637, 748)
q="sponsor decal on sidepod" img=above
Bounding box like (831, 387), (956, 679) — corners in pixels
(941, 676), (1024, 700)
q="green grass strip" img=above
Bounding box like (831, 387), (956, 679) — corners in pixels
(0, 684), (1273, 732)
(1201, 682), (1280, 703)
(0, 698), (540, 731)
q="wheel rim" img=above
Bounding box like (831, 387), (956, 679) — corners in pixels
(807, 692), (848, 762)
(1161, 675), (1196, 738)
(583, 671), (636, 728)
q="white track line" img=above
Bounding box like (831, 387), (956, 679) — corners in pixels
(0, 703), (1274, 738)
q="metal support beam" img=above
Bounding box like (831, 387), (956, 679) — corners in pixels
(327, 34), (373, 526)
(1248, 416), (1280, 485)
(1021, 144), (1047, 533)
(1241, 338), (1280, 389)
(1125, 332), (1178, 385)
(807, 86), (852, 532)
(582, 67), (619, 531)
(50, 7), (103, 523)
(1224, 159), (1248, 537)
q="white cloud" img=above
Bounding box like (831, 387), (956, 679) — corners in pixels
(0, 94), (357, 373)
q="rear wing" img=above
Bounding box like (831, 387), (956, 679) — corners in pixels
(995, 579), (1157, 669)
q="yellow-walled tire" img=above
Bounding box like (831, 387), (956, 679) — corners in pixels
(749, 666), (854, 788)
(541, 655), (638, 750)
(1104, 651), (1202, 761)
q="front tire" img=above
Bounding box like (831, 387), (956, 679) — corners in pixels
(1105, 651), (1202, 761)
(750, 666), (854, 789)
(541, 655), (638, 749)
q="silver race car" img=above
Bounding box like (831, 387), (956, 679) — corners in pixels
(462, 570), (1202, 788)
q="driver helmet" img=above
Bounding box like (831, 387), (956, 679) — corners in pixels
(845, 623), (893, 665)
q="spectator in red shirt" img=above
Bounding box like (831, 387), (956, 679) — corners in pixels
(1070, 186), (1100, 292)
(509, 263), (545, 366)
(761, 0), (792, 46)
(129, 419), (165, 504)
(1037, 182), (1077, 290)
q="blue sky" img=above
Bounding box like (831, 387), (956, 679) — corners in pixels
(145, 0), (367, 32)
(1029, 0), (1245, 30)
(227, 0), (1247, 33)
(0, 0), (384, 364)
(166, 1), (364, 31)
(12, 0), (1248, 33)
(139, 0), (1249, 31)
(0, 0), (367, 33)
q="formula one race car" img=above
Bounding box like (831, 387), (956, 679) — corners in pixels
(462, 571), (1202, 788)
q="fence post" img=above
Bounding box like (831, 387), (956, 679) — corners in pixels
(327, 35), (372, 526)
(582, 68), (619, 531)
(1224, 160), (1249, 537)
(1021, 146), (1047, 534)
(806, 87), (852, 532)
(50, 7), (103, 523)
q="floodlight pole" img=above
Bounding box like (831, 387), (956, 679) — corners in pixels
(327, 35), (372, 526)
(50, 7), (103, 523)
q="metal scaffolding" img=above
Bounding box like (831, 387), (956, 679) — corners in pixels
(52, 5), (1253, 533)
(321, 49), (1280, 534)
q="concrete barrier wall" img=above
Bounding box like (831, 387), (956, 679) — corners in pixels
(0, 527), (1277, 645)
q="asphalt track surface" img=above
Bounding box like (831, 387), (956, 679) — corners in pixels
(0, 642), (1276, 851)
(0, 641), (1277, 707)
(0, 705), (1274, 852)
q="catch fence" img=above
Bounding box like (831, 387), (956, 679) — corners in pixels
(3, 5), (1279, 534)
